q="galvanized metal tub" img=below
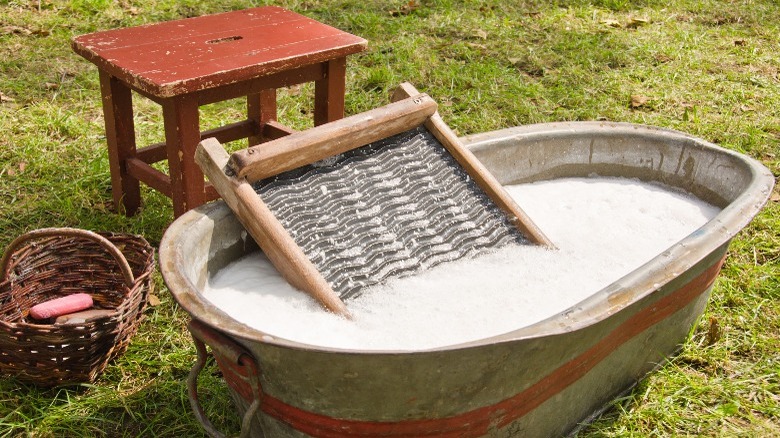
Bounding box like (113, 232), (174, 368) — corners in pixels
(160, 121), (774, 437)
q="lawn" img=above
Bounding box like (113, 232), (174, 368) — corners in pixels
(1, 0), (778, 436)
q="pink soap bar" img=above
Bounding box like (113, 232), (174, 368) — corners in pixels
(29, 293), (93, 320)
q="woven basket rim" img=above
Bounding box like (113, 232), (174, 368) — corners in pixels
(0, 228), (154, 324)
(0, 228), (156, 386)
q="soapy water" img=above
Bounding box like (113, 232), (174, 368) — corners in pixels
(203, 177), (720, 351)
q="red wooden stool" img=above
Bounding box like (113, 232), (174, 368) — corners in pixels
(72, 7), (367, 217)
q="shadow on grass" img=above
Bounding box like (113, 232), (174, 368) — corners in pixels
(0, 351), (240, 437)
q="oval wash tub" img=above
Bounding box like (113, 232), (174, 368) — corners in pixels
(160, 121), (774, 437)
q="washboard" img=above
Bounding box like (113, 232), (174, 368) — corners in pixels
(196, 84), (552, 318)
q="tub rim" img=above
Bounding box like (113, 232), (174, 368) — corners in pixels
(159, 121), (775, 354)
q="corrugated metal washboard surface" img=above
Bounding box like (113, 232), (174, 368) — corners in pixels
(252, 125), (527, 300)
(197, 88), (552, 316)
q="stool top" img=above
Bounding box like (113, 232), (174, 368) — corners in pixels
(72, 6), (367, 98)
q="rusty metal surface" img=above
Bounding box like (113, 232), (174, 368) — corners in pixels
(159, 121), (774, 437)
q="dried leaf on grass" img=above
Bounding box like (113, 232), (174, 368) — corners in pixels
(2, 26), (32, 36)
(6, 162), (27, 177)
(630, 94), (650, 108)
(0, 92), (15, 103)
(286, 84), (303, 97)
(1, 25), (49, 36)
(148, 294), (161, 306)
(472, 29), (488, 39)
(706, 316), (721, 345)
(389, 0), (419, 16)
(118, 0), (139, 15)
(601, 17), (650, 29)
(626, 17), (651, 28)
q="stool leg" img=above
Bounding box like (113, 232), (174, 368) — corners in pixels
(247, 89), (276, 146)
(314, 57), (347, 126)
(162, 95), (204, 217)
(99, 71), (141, 216)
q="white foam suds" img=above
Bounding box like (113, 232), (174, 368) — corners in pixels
(203, 177), (720, 351)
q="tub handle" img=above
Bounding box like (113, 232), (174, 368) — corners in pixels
(187, 319), (263, 438)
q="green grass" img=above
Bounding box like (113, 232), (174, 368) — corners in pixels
(1, 0), (778, 436)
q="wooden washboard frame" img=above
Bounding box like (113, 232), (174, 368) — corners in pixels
(196, 83), (553, 318)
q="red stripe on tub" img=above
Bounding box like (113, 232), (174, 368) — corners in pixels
(251, 256), (724, 437)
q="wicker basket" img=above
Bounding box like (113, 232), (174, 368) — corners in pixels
(0, 228), (155, 386)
